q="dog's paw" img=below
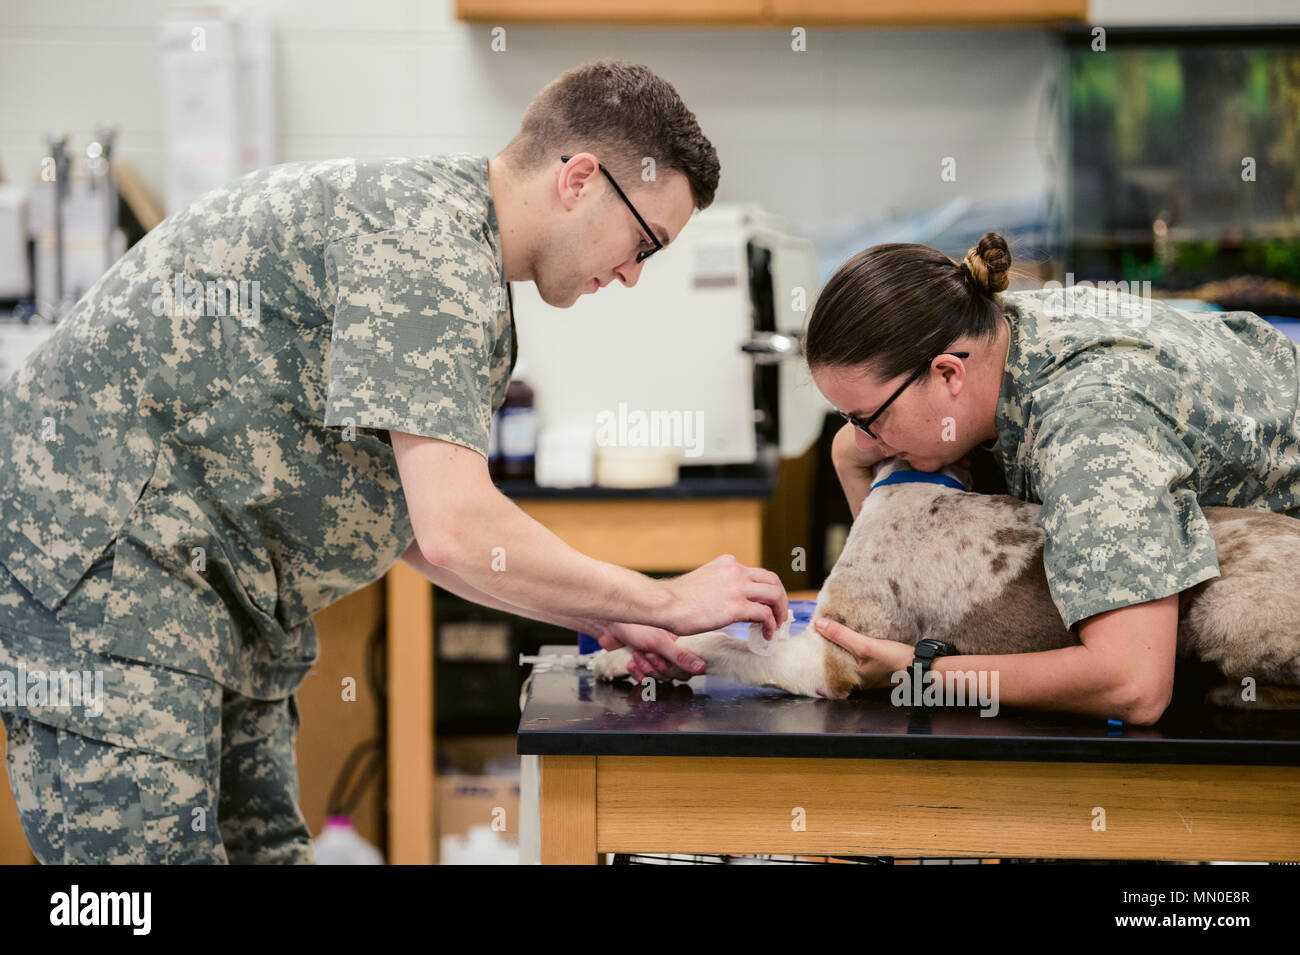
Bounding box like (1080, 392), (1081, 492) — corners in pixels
(1204, 683), (1247, 709)
(593, 647), (633, 681)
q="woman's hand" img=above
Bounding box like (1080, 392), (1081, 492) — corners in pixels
(813, 616), (915, 689)
(598, 621), (707, 684)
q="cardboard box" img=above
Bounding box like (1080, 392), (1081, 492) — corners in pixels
(434, 735), (520, 863)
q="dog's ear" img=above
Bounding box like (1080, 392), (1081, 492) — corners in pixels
(871, 455), (911, 484)
(939, 461), (972, 491)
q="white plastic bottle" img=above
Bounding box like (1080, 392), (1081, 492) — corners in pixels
(312, 815), (385, 865)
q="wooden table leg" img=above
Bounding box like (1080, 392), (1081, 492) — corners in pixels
(0, 713), (36, 864)
(386, 562), (434, 865)
(540, 755), (599, 864)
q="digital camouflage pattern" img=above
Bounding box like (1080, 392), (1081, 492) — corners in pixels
(0, 557), (312, 863)
(0, 556), (211, 760)
(1, 154), (511, 862)
(4, 694), (312, 864)
(993, 285), (1300, 630)
(0, 154), (516, 700)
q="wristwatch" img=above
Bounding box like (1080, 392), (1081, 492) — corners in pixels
(912, 638), (956, 684)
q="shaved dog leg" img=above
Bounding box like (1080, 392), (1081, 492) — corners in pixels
(594, 630), (854, 698)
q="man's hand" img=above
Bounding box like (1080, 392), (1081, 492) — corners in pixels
(660, 554), (788, 640)
(598, 622), (706, 683)
(391, 431), (783, 638)
(813, 616), (914, 690)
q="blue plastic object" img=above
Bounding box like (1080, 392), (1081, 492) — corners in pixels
(721, 598), (817, 641)
(587, 600), (820, 651)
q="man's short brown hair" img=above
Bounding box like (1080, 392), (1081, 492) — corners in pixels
(504, 60), (720, 210)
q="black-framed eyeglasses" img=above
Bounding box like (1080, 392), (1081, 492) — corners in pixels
(561, 155), (664, 263)
(835, 352), (970, 440)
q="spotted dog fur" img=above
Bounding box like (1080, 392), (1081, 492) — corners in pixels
(596, 456), (1300, 708)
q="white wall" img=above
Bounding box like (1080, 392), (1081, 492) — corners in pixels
(0, 0), (1062, 238)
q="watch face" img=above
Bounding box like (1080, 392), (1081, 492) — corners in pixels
(916, 639), (952, 658)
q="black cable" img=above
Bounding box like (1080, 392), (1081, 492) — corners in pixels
(325, 737), (383, 817)
(322, 610), (389, 830)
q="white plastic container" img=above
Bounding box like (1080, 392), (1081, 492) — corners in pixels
(312, 815), (384, 865)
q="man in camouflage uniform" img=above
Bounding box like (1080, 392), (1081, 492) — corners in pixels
(0, 61), (789, 863)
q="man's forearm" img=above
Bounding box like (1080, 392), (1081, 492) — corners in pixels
(425, 491), (677, 630)
(398, 542), (610, 638)
(928, 644), (1139, 722)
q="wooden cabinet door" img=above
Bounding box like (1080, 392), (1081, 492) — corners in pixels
(458, 0), (1084, 24)
(764, 0), (1085, 24)
(457, 0), (766, 24)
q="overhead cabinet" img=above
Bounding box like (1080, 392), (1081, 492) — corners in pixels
(456, 0), (1086, 26)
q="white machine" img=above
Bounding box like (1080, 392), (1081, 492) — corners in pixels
(511, 204), (829, 474)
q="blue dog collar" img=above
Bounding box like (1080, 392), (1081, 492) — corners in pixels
(870, 470), (968, 493)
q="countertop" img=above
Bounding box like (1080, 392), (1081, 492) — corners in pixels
(493, 458), (778, 500)
(518, 649), (1300, 765)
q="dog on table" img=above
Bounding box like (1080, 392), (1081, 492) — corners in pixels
(595, 456), (1300, 708)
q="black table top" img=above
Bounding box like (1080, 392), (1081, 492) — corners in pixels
(517, 654), (1300, 766)
(493, 460), (777, 500)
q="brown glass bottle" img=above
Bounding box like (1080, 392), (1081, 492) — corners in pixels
(498, 377), (537, 480)
(487, 410), (502, 480)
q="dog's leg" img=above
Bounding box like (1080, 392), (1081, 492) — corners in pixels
(594, 630), (858, 698)
(1204, 681), (1300, 711)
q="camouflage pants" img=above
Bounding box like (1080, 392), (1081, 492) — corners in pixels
(0, 557), (315, 864)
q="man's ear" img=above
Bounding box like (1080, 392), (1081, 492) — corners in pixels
(557, 153), (600, 211)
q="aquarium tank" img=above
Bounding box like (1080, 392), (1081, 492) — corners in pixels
(1065, 25), (1300, 319)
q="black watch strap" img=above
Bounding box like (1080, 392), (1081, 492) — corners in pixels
(912, 638), (956, 684)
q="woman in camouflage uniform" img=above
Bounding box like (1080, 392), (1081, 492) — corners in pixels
(804, 232), (1300, 726)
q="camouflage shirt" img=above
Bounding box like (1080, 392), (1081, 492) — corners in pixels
(993, 285), (1300, 631)
(0, 154), (516, 698)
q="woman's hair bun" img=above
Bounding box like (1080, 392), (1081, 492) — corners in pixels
(961, 232), (1011, 295)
